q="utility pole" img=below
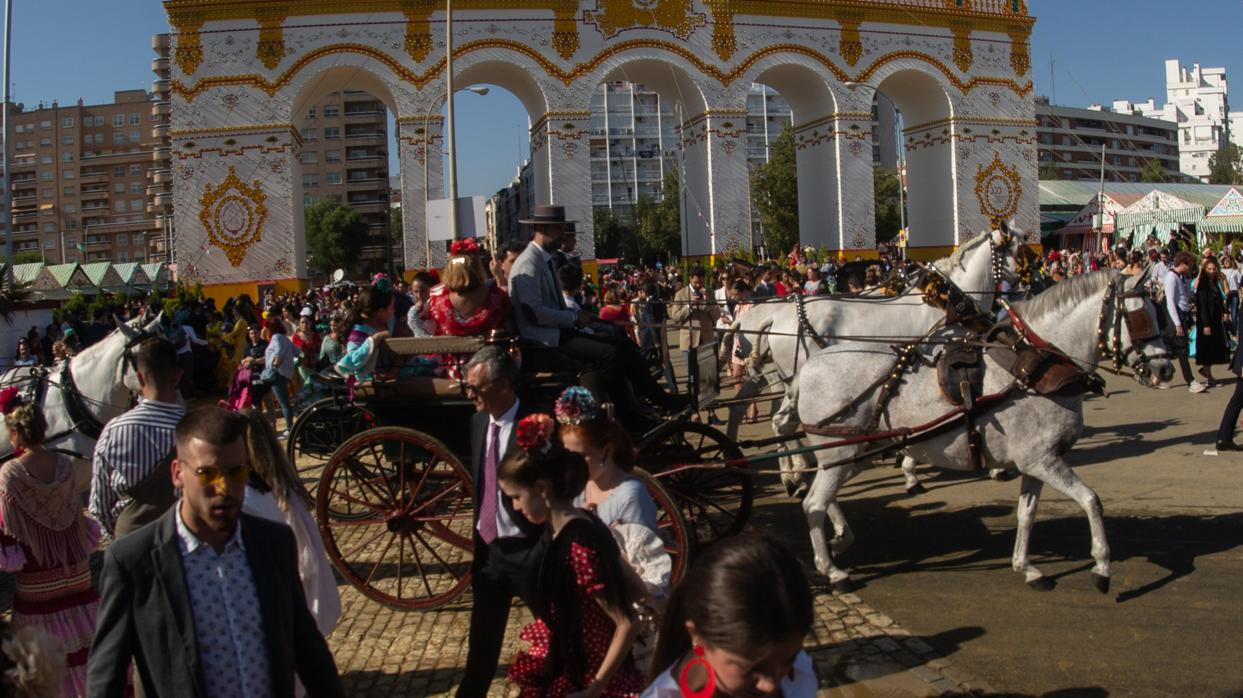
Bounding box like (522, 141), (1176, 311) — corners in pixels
(1, 0), (13, 286)
(445, 0), (459, 239)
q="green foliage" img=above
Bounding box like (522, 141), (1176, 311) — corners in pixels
(389, 206), (403, 242)
(1038, 161), (1060, 180)
(873, 167), (903, 244)
(12, 251), (42, 265)
(1139, 158), (1167, 183)
(593, 208), (630, 260)
(592, 169), (682, 265)
(305, 200), (368, 274)
(1208, 144), (1243, 185)
(751, 125), (799, 255)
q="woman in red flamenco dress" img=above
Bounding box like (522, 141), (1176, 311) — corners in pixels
(423, 239), (513, 377)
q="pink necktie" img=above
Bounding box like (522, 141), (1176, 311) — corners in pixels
(479, 422), (500, 544)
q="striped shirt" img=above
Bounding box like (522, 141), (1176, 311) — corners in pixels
(89, 399), (185, 536)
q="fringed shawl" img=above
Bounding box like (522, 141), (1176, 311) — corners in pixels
(0, 456), (100, 572)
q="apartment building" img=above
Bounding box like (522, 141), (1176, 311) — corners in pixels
(298, 91), (392, 266)
(3, 86), (170, 265)
(1036, 97), (1181, 182)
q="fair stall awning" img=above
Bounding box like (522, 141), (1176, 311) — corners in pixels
(1201, 188), (1243, 234)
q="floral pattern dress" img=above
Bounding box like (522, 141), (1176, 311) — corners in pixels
(509, 517), (644, 698)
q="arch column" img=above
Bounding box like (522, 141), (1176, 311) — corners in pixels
(678, 110), (750, 257)
(794, 115), (841, 250)
(398, 116), (443, 270)
(170, 124), (307, 291)
(539, 111), (595, 258)
(834, 95), (878, 255)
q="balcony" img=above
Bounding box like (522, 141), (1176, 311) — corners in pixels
(10, 159), (35, 170)
(80, 170), (106, 180)
(347, 199), (389, 210)
(344, 108), (384, 119)
(152, 57), (170, 76)
(153, 101), (171, 117)
(152, 79), (170, 94)
(346, 153), (382, 162)
(345, 131), (384, 141)
(151, 123), (170, 140)
(151, 169), (172, 184)
(87, 237), (110, 247)
(153, 147), (171, 162)
(152, 34), (170, 52)
(153, 192), (172, 207)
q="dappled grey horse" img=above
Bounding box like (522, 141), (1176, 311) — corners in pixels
(795, 269), (1174, 592)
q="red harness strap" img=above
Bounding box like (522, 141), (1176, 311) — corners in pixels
(1000, 300), (1052, 350)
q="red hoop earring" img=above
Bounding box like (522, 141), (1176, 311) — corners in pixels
(678, 645), (716, 698)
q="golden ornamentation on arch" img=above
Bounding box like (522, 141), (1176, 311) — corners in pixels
(951, 26), (973, 73)
(199, 166), (269, 268)
(583, 0), (707, 42)
(255, 12), (288, 70)
(975, 152), (1022, 226)
(1008, 28), (1030, 76)
(839, 20), (863, 66)
(175, 29), (205, 76)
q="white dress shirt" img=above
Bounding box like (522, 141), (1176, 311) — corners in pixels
(480, 398), (524, 539)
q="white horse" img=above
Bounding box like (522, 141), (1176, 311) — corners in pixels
(720, 229), (1025, 496)
(795, 269), (1174, 592)
(0, 312), (163, 461)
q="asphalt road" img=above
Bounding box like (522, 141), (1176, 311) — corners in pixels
(742, 372), (1243, 697)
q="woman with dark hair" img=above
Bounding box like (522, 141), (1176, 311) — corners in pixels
(261, 317), (298, 438)
(335, 283), (395, 382)
(500, 414), (643, 698)
(1193, 256), (1230, 386)
(643, 534), (816, 697)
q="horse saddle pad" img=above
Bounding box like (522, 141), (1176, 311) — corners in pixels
(936, 341), (985, 407)
(985, 325), (1095, 396)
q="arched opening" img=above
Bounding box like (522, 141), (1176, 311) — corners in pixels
(583, 57), (710, 263)
(872, 68), (955, 256)
(290, 64), (401, 280)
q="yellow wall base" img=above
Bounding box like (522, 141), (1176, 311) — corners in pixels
(200, 278), (309, 307)
(904, 245), (958, 262)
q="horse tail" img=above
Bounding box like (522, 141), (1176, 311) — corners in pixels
(750, 317), (774, 367)
(718, 318), (741, 365)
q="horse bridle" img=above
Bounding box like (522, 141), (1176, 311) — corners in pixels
(1096, 278), (1170, 379)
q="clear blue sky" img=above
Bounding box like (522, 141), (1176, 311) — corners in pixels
(8, 1), (1242, 197)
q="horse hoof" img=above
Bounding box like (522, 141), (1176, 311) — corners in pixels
(906, 483), (927, 496)
(1091, 573), (1111, 594)
(1026, 576), (1056, 592)
(831, 579), (855, 594)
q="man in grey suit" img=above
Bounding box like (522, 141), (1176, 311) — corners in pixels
(508, 204), (685, 425)
(88, 407), (344, 698)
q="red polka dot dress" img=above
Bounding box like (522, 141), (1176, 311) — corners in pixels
(509, 520), (643, 698)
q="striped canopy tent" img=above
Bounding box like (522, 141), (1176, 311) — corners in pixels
(1115, 190), (1204, 246)
(1200, 187), (1243, 235)
(46, 263), (96, 296)
(80, 262), (127, 294)
(1055, 192), (1143, 252)
(142, 263), (171, 291)
(112, 262), (152, 291)
(13, 263), (68, 301)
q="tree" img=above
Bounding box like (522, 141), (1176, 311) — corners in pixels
(593, 207), (629, 259)
(389, 206), (403, 242)
(1038, 161), (1061, 180)
(305, 200), (368, 275)
(874, 167), (903, 244)
(12, 251), (42, 265)
(1208, 143), (1243, 184)
(750, 125), (799, 255)
(1139, 158), (1167, 183)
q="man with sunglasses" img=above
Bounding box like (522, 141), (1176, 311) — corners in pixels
(88, 406), (344, 698)
(456, 347), (544, 698)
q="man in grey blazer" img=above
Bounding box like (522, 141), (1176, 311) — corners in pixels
(88, 407), (343, 698)
(508, 205), (686, 425)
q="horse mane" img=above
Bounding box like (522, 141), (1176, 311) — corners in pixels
(933, 231), (991, 274)
(1012, 270), (1117, 322)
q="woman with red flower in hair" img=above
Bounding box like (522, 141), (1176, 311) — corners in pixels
(425, 238), (514, 377)
(500, 414), (644, 698)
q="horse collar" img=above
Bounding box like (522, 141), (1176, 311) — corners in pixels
(59, 362), (106, 441)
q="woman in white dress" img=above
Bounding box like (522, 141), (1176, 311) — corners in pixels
(642, 535), (817, 698)
(240, 413), (341, 637)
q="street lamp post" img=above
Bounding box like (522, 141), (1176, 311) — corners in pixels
(1, 0), (13, 286)
(845, 81), (905, 257)
(422, 86), (489, 268)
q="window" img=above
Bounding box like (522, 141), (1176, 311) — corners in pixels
(117, 234), (128, 245)
(130, 199), (143, 211)
(44, 239), (55, 249)
(62, 152), (74, 162)
(66, 239), (76, 249)
(39, 120), (51, 130)
(63, 204), (76, 213)
(39, 172), (52, 181)
(40, 137), (51, 147)
(84, 134), (95, 145)
(129, 114), (141, 126)
(114, 201), (127, 212)
(118, 251), (129, 261)
(131, 183), (143, 193)
(113, 133), (125, 145)
(63, 186), (74, 196)
(326, 172), (342, 185)
(307, 107), (316, 119)
(62, 117), (74, 128)
(324, 105), (340, 118)
(43, 223), (54, 233)
(94, 116), (105, 127)
(112, 115), (124, 127)
(130, 164), (142, 176)
(130, 131), (141, 143)
(40, 156), (52, 164)
(302, 151), (318, 164)
(61, 170), (74, 180)
(302, 174), (319, 187)
(13, 124), (23, 133)
(62, 135), (74, 145)
(41, 188), (52, 198)
(325, 150), (340, 163)
(301, 128), (317, 141)
(113, 166), (125, 177)
(324, 127), (340, 139)
(114, 182), (126, 193)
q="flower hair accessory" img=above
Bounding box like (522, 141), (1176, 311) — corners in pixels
(371, 273), (392, 294)
(450, 238), (481, 257)
(0, 387), (21, 415)
(516, 414), (555, 455)
(555, 387), (598, 426)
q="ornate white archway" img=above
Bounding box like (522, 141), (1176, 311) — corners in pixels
(164, 0), (1037, 295)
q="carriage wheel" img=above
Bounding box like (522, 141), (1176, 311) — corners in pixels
(317, 427), (475, 610)
(638, 422), (752, 548)
(287, 399), (376, 504)
(633, 468), (690, 586)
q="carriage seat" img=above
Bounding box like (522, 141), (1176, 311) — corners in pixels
(385, 336), (486, 356)
(351, 376), (465, 401)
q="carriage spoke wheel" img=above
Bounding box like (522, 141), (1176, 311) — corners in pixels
(638, 422), (752, 548)
(287, 399), (376, 510)
(318, 427), (475, 610)
(633, 469), (690, 585)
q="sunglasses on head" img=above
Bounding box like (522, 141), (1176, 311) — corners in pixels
(187, 464), (249, 489)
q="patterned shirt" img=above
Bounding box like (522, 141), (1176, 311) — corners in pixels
(175, 510), (272, 698)
(89, 398), (185, 536)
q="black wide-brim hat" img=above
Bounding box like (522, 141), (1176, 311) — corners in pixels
(520, 204), (573, 227)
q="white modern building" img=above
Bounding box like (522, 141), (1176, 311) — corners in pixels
(1114, 59), (1243, 181)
